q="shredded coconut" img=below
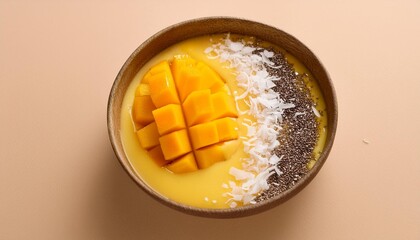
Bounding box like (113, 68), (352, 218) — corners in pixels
(205, 35), (295, 208)
(312, 106), (321, 118)
(294, 111), (306, 118)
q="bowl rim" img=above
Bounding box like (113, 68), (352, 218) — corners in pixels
(107, 16), (338, 218)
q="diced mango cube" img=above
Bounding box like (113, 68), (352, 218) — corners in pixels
(159, 129), (192, 160)
(152, 104), (186, 135)
(166, 153), (198, 173)
(147, 70), (179, 108)
(209, 80), (225, 93)
(141, 61), (171, 84)
(211, 91), (238, 120)
(147, 145), (167, 167)
(142, 71), (152, 83)
(196, 61), (225, 92)
(135, 83), (151, 97)
(171, 55), (196, 88)
(182, 89), (213, 126)
(177, 61), (225, 101)
(195, 144), (225, 169)
(177, 67), (203, 102)
(136, 122), (159, 150)
(156, 87), (180, 108)
(189, 121), (219, 149)
(149, 60), (172, 75)
(132, 96), (156, 126)
(214, 117), (239, 142)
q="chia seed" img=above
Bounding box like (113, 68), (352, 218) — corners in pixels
(254, 48), (320, 202)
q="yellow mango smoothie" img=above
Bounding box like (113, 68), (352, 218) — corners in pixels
(120, 34), (327, 209)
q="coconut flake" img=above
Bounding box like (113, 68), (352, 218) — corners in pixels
(294, 111), (306, 117)
(242, 46), (255, 54)
(268, 154), (281, 165)
(204, 47), (213, 54)
(312, 106), (321, 117)
(229, 167), (255, 181)
(206, 35), (294, 208)
(263, 50), (274, 58)
(229, 42), (244, 52)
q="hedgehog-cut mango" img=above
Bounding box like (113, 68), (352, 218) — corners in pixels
(133, 55), (240, 173)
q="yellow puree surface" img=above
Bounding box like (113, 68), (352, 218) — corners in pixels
(120, 35), (327, 209)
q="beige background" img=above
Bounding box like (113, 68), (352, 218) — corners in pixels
(1, 0), (419, 239)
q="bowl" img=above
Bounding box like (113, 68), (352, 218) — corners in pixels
(107, 17), (338, 218)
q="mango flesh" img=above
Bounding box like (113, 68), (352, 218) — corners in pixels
(195, 143), (225, 169)
(133, 56), (239, 173)
(135, 83), (151, 97)
(171, 55), (196, 89)
(210, 91), (238, 120)
(147, 145), (167, 167)
(214, 117), (239, 142)
(177, 66), (202, 102)
(136, 122), (159, 150)
(182, 89), (213, 126)
(132, 95), (156, 126)
(159, 129), (192, 160)
(145, 61), (180, 108)
(166, 153), (198, 173)
(152, 104), (186, 135)
(189, 121), (220, 149)
(196, 61), (225, 92)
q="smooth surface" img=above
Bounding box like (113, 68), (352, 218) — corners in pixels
(1, 0), (419, 239)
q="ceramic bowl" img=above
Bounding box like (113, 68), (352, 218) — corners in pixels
(107, 17), (337, 218)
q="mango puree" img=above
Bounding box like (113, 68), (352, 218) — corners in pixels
(120, 35), (327, 209)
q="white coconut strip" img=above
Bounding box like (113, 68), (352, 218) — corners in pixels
(229, 167), (255, 181)
(312, 106), (321, 117)
(294, 111), (306, 117)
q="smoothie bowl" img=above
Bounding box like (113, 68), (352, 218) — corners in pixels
(107, 17), (337, 218)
